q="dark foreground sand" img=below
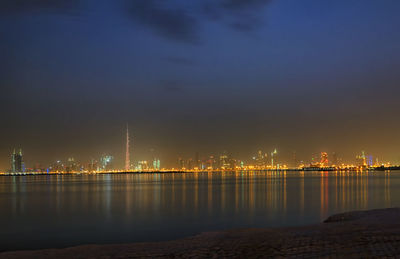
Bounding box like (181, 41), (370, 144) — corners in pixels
(1, 208), (400, 258)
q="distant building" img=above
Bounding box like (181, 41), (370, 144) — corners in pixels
(153, 158), (161, 170)
(66, 157), (80, 172)
(137, 161), (148, 171)
(195, 152), (200, 169)
(367, 155), (373, 167)
(271, 149), (278, 168)
(11, 149), (23, 173)
(219, 153), (230, 169)
(320, 152), (329, 167)
(356, 151), (367, 167)
(178, 157), (185, 169)
(88, 159), (98, 172)
(254, 150), (268, 168)
(186, 159), (193, 170)
(100, 155), (114, 171)
(207, 156), (215, 169)
(51, 160), (65, 172)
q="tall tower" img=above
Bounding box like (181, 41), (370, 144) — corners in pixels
(125, 124), (130, 171)
(11, 149), (23, 173)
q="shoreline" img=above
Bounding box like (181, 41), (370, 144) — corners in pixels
(1, 167), (400, 176)
(1, 208), (399, 258)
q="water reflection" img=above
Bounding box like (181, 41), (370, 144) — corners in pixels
(0, 171), (398, 251)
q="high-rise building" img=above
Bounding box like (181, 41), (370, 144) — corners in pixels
(187, 159), (193, 170)
(11, 149), (23, 173)
(320, 152), (329, 167)
(125, 124), (131, 171)
(137, 161), (148, 171)
(356, 151), (367, 167)
(271, 149), (277, 168)
(178, 157), (185, 169)
(88, 159), (98, 172)
(254, 150), (267, 168)
(153, 158), (161, 170)
(220, 153), (229, 169)
(100, 155), (114, 171)
(195, 152), (199, 169)
(367, 155), (373, 167)
(66, 157), (81, 172)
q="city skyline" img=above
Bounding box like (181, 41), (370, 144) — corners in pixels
(2, 128), (397, 172)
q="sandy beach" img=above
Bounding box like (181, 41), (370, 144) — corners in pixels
(1, 208), (399, 258)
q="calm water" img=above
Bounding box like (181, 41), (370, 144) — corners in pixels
(0, 171), (398, 251)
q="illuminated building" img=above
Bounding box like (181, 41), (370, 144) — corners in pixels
(125, 124), (131, 171)
(219, 152), (230, 169)
(100, 155), (114, 171)
(367, 155), (373, 167)
(207, 156), (215, 169)
(137, 161), (148, 171)
(195, 152), (199, 169)
(271, 149), (277, 168)
(187, 159), (193, 170)
(356, 151), (367, 167)
(153, 158), (161, 170)
(88, 159), (98, 172)
(178, 157), (185, 169)
(254, 150), (267, 168)
(11, 149), (23, 173)
(51, 160), (64, 172)
(66, 157), (79, 172)
(320, 152), (328, 167)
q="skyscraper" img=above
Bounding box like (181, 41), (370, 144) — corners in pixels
(125, 124), (130, 171)
(153, 158), (161, 170)
(320, 152), (329, 167)
(100, 155), (114, 171)
(11, 149), (23, 173)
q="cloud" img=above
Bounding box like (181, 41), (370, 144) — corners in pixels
(0, 0), (81, 14)
(125, 0), (272, 43)
(125, 0), (198, 43)
(0, 0), (272, 43)
(222, 0), (272, 10)
(202, 0), (271, 32)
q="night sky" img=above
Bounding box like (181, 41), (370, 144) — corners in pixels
(1, 0), (400, 169)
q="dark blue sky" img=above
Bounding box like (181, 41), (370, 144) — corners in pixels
(1, 0), (400, 169)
